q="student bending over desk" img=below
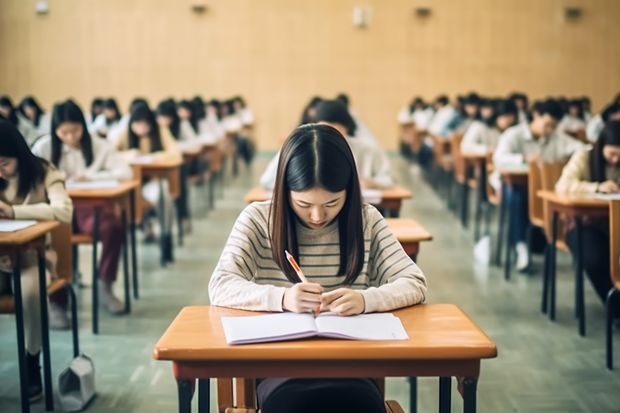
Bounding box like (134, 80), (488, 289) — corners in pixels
(0, 120), (73, 402)
(209, 124), (427, 413)
(555, 121), (620, 319)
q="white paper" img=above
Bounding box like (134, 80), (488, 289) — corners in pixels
(590, 193), (620, 200)
(66, 179), (119, 190)
(361, 189), (382, 204)
(0, 219), (37, 232)
(314, 313), (409, 340)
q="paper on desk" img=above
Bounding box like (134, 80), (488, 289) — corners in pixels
(66, 179), (120, 189)
(0, 219), (37, 232)
(590, 193), (620, 200)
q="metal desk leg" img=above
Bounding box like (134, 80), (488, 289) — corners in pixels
(130, 192), (139, 299)
(38, 254), (54, 410)
(494, 186), (507, 267)
(12, 259), (30, 413)
(462, 377), (477, 413)
(122, 209), (131, 314)
(409, 376), (417, 413)
(92, 209), (101, 334)
(439, 376), (451, 413)
(177, 379), (193, 413)
(575, 218), (585, 336)
(549, 212), (558, 321)
(198, 379), (210, 413)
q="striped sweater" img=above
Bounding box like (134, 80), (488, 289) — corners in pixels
(209, 201), (427, 313)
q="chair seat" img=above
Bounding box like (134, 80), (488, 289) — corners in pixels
(71, 233), (93, 245)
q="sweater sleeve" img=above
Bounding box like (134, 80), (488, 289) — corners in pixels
(208, 204), (287, 311)
(13, 167), (73, 223)
(154, 128), (182, 162)
(555, 149), (599, 194)
(460, 122), (488, 153)
(359, 207), (427, 313)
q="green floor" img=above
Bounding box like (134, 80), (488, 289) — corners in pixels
(1, 154), (619, 412)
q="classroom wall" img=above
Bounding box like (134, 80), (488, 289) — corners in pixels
(1, 0), (619, 150)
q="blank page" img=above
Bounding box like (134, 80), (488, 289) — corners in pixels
(0, 219), (37, 232)
(314, 313), (409, 341)
(221, 312), (318, 345)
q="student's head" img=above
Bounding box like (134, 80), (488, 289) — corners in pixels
(129, 97), (149, 114)
(90, 97), (104, 119)
(434, 95), (449, 109)
(299, 96), (322, 125)
(509, 92), (528, 111)
(192, 96), (206, 119)
(103, 98), (121, 122)
(602, 102), (620, 123)
(313, 99), (357, 136)
(567, 99), (584, 119)
(580, 96), (591, 113)
(409, 97), (426, 112)
(232, 96), (246, 111)
(18, 96), (44, 125)
(590, 121), (620, 182)
(207, 99), (222, 120)
(50, 99), (94, 167)
(0, 95), (18, 125)
(462, 93), (480, 118)
(0, 119), (47, 197)
(335, 93), (350, 108)
(529, 99), (564, 138)
(128, 105), (163, 152)
(494, 99), (518, 131)
(479, 98), (495, 122)
(270, 123), (364, 285)
(156, 99), (180, 139)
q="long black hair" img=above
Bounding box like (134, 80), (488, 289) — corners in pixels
(178, 100), (198, 134)
(314, 99), (357, 136)
(18, 96), (44, 127)
(270, 123), (364, 285)
(128, 105), (163, 153)
(50, 100), (94, 167)
(589, 120), (620, 182)
(0, 95), (19, 125)
(0, 119), (48, 198)
(103, 98), (122, 124)
(156, 99), (180, 139)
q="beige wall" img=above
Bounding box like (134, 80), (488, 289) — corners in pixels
(1, 0), (619, 150)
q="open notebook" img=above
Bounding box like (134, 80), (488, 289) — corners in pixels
(221, 312), (409, 345)
(65, 179), (120, 190)
(0, 219), (37, 232)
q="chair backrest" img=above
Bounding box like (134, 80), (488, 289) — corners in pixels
(450, 133), (465, 182)
(527, 160), (543, 225)
(538, 161), (568, 242)
(610, 200), (620, 289)
(50, 222), (73, 281)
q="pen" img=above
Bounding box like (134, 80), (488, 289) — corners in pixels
(284, 250), (320, 314)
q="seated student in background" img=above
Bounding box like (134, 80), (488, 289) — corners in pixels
(260, 100), (393, 190)
(508, 92), (529, 124)
(447, 92), (481, 134)
(221, 98), (255, 168)
(299, 95), (323, 125)
(460, 99), (518, 153)
(335, 92), (381, 148)
(32, 99), (132, 317)
(203, 99), (226, 141)
(0, 120), (73, 402)
(555, 120), (620, 319)
(232, 95), (254, 132)
(209, 123), (427, 413)
(0, 95), (38, 145)
(86, 97), (104, 129)
(492, 99), (586, 271)
(115, 105), (181, 261)
(18, 96), (51, 138)
(580, 96), (592, 122)
(558, 99), (587, 139)
(106, 97), (149, 145)
(586, 94), (620, 142)
(90, 98), (122, 139)
(427, 94), (458, 138)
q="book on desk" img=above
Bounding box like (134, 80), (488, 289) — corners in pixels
(221, 312), (409, 345)
(0, 219), (37, 232)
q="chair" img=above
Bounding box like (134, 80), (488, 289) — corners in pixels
(450, 133), (478, 227)
(606, 199), (620, 369)
(430, 134), (454, 207)
(216, 377), (405, 413)
(0, 223), (79, 357)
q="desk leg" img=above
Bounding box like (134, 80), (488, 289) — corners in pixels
(130, 192), (139, 299)
(549, 212), (558, 321)
(92, 209), (100, 334)
(178, 379), (193, 413)
(439, 376), (451, 413)
(575, 217), (586, 336)
(12, 260), (30, 413)
(494, 186), (506, 267)
(462, 377), (477, 413)
(38, 254), (54, 410)
(409, 377), (417, 413)
(461, 183), (470, 229)
(158, 179), (167, 267)
(122, 209), (131, 314)
(503, 186), (513, 280)
(198, 379), (210, 413)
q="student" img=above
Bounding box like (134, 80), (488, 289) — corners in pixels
(18, 96), (51, 138)
(509, 92), (529, 124)
(90, 98), (122, 138)
(587, 101), (620, 143)
(32, 99), (132, 316)
(492, 99), (585, 271)
(299, 96), (323, 125)
(555, 120), (620, 318)
(115, 105), (181, 261)
(0, 120), (73, 402)
(86, 97), (104, 128)
(106, 97), (149, 145)
(336, 92), (381, 148)
(558, 99), (587, 138)
(232, 95), (254, 129)
(427, 95), (458, 138)
(209, 123), (427, 413)
(460, 99), (518, 153)
(0, 95), (38, 145)
(448, 92), (481, 134)
(260, 100), (393, 190)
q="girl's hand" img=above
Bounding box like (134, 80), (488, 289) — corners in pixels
(0, 201), (14, 219)
(321, 288), (365, 316)
(598, 180), (620, 193)
(283, 282), (323, 313)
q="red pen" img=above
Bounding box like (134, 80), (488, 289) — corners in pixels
(285, 250), (320, 315)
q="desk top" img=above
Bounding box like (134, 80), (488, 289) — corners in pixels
(385, 218), (433, 242)
(537, 190), (609, 208)
(0, 221), (59, 246)
(67, 180), (139, 199)
(244, 186), (414, 204)
(130, 156), (182, 169)
(153, 304), (497, 362)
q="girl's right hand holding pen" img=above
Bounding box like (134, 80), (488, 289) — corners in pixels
(282, 283), (324, 313)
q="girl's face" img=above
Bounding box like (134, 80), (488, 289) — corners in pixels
(480, 106), (494, 120)
(603, 145), (620, 165)
(0, 156), (18, 179)
(568, 106), (580, 117)
(55, 121), (83, 149)
(496, 113), (515, 131)
(289, 187), (346, 230)
(178, 107), (191, 120)
(0, 105), (11, 119)
(131, 120), (151, 137)
(464, 103), (478, 118)
(23, 105), (36, 120)
(157, 114), (172, 128)
(104, 108), (117, 120)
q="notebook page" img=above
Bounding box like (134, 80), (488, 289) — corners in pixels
(589, 193), (620, 201)
(221, 312), (318, 345)
(314, 313), (409, 341)
(0, 219), (37, 232)
(66, 179), (120, 190)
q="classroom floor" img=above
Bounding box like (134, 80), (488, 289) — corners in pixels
(1, 153), (620, 413)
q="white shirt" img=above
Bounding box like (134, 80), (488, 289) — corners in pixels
(34, 112), (51, 138)
(558, 115), (586, 134)
(428, 105), (457, 137)
(90, 113), (123, 140)
(460, 120), (499, 153)
(17, 114), (38, 146)
(586, 114), (604, 142)
(240, 108), (254, 126)
(397, 106), (413, 124)
(351, 110), (381, 148)
(412, 108), (434, 131)
(32, 134), (133, 181)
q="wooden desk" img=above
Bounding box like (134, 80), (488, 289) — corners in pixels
(0, 221), (59, 412)
(153, 304), (497, 413)
(385, 218), (433, 261)
(67, 180), (140, 334)
(537, 190), (608, 336)
(244, 186), (414, 218)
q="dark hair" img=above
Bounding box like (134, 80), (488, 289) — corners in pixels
(408, 96), (426, 113)
(129, 97), (149, 114)
(0, 119), (48, 198)
(18, 96), (44, 127)
(435, 95), (449, 106)
(589, 121), (620, 182)
(178, 100), (198, 133)
(566, 99), (585, 120)
(90, 98), (104, 121)
(534, 98), (564, 121)
(103, 98), (122, 123)
(602, 102), (620, 122)
(192, 96), (206, 120)
(209, 99), (223, 121)
(335, 93), (350, 108)
(492, 99), (518, 128)
(128, 105), (163, 152)
(50, 99), (94, 167)
(156, 99), (180, 139)
(232, 96), (246, 108)
(509, 92), (529, 109)
(270, 124), (364, 285)
(299, 96), (322, 125)
(0, 95), (19, 125)
(314, 99), (357, 136)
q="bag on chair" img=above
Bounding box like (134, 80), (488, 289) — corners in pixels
(57, 353), (96, 411)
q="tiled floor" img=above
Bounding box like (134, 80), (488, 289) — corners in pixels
(1, 154), (619, 412)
